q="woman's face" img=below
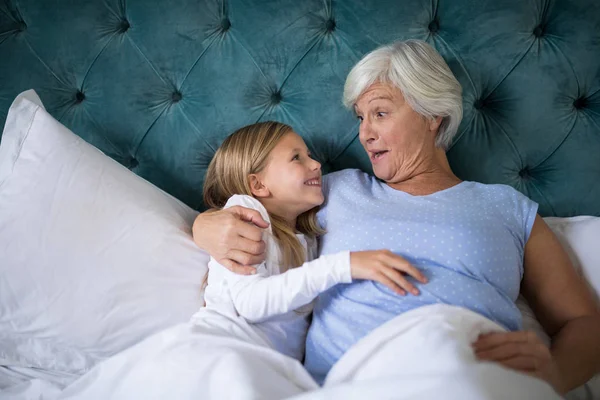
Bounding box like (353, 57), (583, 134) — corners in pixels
(354, 83), (441, 183)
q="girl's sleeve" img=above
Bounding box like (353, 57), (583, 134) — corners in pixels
(218, 195), (351, 323)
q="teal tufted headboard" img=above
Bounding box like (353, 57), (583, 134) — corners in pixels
(1, 0), (599, 216)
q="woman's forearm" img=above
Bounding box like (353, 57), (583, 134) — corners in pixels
(551, 314), (600, 393)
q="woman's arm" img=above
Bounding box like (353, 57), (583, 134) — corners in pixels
(475, 215), (600, 394)
(521, 215), (600, 392)
(192, 207), (269, 274)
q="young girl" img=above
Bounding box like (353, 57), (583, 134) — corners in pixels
(191, 120), (427, 362)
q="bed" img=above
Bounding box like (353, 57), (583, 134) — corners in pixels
(1, 0), (599, 399)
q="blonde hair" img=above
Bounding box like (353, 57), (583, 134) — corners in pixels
(203, 121), (324, 272)
(343, 40), (463, 150)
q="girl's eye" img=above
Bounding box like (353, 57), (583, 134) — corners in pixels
(292, 154), (300, 161)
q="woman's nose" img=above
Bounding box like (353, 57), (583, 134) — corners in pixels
(359, 119), (376, 143)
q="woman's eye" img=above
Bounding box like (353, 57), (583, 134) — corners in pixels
(356, 115), (364, 122)
(376, 111), (386, 118)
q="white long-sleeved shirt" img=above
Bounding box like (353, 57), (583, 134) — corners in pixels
(191, 195), (351, 361)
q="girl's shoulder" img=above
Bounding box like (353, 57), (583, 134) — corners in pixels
(223, 194), (272, 231)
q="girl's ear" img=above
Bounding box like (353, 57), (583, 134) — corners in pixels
(248, 174), (270, 198)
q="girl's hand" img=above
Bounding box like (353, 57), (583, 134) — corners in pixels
(350, 250), (428, 295)
(473, 331), (564, 394)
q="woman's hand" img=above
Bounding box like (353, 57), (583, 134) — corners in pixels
(350, 250), (428, 296)
(192, 207), (270, 275)
(473, 331), (564, 394)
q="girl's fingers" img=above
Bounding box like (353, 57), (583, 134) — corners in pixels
(374, 272), (406, 296)
(382, 253), (428, 283)
(380, 266), (419, 295)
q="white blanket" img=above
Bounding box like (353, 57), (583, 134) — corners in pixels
(3, 305), (562, 400)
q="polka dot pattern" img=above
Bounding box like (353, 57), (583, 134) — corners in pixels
(305, 169), (539, 382)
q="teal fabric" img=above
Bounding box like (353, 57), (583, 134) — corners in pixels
(0, 0), (599, 215)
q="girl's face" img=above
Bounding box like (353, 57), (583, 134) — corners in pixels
(250, 132), (323, 225)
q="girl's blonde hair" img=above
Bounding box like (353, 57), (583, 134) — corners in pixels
(203, 121), (324, 271)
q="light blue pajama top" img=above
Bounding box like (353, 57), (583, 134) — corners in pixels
(304, 169), (538, 384)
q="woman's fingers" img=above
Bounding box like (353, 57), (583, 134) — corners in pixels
(225, 249), (264, 268)
(473, 331), (537, 352)
(230, 235), (266, 258)
(217, 257), (258, 275)
(381, 251), (428, 283)
(475, 342), (543, 362)
(229, 205), (270, 230)
(497, 356), (538, 373)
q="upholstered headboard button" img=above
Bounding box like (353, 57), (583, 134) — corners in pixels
(473, 98), (486, 110)
(574, 97), (588, 110)
(519, 168), (532, 180)
(118, 19), (130, 33)
(324, 18), (336, 33)
(172, 91), (182, 103)
(125, 157), (139, 170)
(428, 19), (439, 34)
(220, 18), (231, 32)
(533, 24), (545, 38)
(75, 91), (85, 104)
(271, 91), (282, 105)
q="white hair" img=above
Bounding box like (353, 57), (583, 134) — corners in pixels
(343, 40), (463, 149)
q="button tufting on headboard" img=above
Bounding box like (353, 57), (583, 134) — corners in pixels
(220, 18), (231, 32)
(171, 91), (182, 103)
(473, 98), (486, 110)
(573, 97), (588, 110)
(118, 19), (130, 33)
(324, 18), (336, 33)
(519, 168), (532, 180)
(0, 0), (598, 216)
(271, 91), (282, 105)
(428, 19), (439, 34)
(75, 91), (85, 104)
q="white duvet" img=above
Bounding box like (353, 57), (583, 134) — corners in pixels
(3, 305), (561, 400)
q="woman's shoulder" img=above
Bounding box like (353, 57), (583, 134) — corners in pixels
(467, 181), (532, 200)
(463, 181), (538, 217)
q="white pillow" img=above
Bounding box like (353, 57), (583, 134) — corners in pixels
(0, 90), (209, 376)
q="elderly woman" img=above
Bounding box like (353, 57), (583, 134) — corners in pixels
(192, 40), (600, 394)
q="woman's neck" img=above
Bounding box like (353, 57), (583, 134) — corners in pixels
(386, 148), (461, 196)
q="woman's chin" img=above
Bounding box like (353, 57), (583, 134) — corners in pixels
(372, 166), (391, 181)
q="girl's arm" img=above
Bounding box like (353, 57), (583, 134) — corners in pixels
(218, 251), (351, 323)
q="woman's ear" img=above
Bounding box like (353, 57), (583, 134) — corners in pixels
(248, 174), (270, 198)
(429, 116), (443, 132)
